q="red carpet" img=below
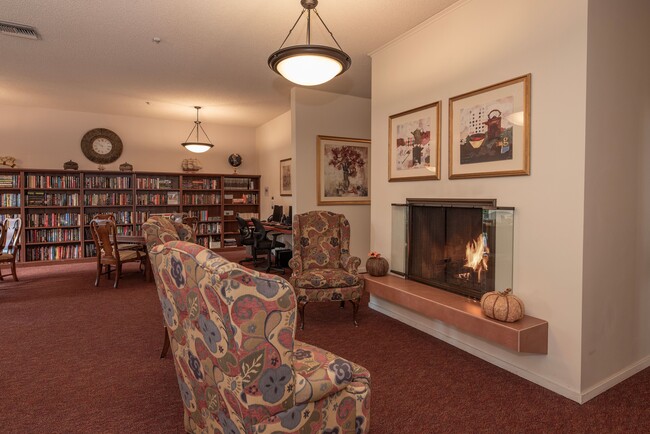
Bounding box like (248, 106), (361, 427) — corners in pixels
(1, 260), (648, 433)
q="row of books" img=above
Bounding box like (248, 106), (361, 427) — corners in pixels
(26, 245), (82, 261)
(25, 228), (80, 243)
(231, 193), (258, 204)
(84, 176), (132, 189)
(182, 193), (220, 205)
(26, 192), (80, 206)
(136, 177), (175, 189)
(0, 174), (20, 188)
(26, 212), (81, 227)
(182, 178), (219, 190)
(196, 222), (221, 235)
(223, 177), (255, 190)
(135, 193), (178, 205)
(26, 174), (80, 189)
(84, 193), (133, 206)
(0, 193), (20, 207)
(84, 211), (133, 225)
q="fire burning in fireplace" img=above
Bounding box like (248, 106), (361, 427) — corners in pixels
(460, 234), (490, 283)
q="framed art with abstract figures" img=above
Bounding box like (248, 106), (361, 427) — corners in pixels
(317, 135), (370, 205)
(449, 74), (531, 179)
(388, 101), (441, 181)
(280, 158), (292, 196)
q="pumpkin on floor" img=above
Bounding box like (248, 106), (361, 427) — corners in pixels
(480, 288), (525, 322)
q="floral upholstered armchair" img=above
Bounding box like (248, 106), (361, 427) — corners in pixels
(149, 241), (371, 433)
(143, 215), (197, 358)
(142, 215), (196, 252)
(289, 211), (364, 329)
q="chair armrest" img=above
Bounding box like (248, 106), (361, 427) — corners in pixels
(289, 256), (302, 274)
(341, 254), (361, 274)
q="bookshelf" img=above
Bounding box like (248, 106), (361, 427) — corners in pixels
(0, 169), (260, 264)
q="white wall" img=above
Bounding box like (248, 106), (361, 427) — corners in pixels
(292, 88), (371, 262)
(255, 111), (293, 219)
(581, 0), (650, 396)
(0, 105), (259, 174)
(370, 0), (589, 400)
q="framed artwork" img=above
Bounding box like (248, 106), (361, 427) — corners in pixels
(280, 158), (292, 196)
(167, 191), (179, 205)
(449, 74), (531, 179)
(388, 101), (441, 181)
(317, 135), (370, 205)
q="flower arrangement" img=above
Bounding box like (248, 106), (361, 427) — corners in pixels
(368, 251), (382, 258)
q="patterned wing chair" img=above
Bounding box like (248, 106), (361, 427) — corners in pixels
(289, 211), (364, 329)
(149, 241), (371, 434)
(142, 215), (196, 252)
(143, 215), (197, 358)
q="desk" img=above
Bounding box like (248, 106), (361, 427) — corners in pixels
(116, 235), (152, 282)
(262, 223), (292, 235)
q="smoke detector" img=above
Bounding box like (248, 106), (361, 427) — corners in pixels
(0, 20), (40, 40)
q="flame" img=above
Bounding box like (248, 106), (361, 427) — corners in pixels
(464, 234), (489, 282)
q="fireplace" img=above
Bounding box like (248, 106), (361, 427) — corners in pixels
(391, 199), (514, 299)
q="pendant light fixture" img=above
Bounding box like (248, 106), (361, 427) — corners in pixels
(268, 0), (351, 86)
(181, 106), (214, 153)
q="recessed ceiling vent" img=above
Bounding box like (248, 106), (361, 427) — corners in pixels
(0, 20), (40, 40)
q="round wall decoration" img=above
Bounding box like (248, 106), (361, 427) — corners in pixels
(228, 153), (242, 169)
(80, 128), (123, 164)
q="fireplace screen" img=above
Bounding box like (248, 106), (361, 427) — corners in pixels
(391, 199), (514, 299)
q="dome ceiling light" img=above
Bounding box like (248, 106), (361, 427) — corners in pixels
(181, 106), (214, 153)
(268, 0), (351, 86)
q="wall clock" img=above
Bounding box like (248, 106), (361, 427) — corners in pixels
(80, 128), (123, 164)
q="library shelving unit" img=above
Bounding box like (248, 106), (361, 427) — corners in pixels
(0, 169), (260, 265)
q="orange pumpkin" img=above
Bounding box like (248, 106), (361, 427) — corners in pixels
(480, 288), (525, 322)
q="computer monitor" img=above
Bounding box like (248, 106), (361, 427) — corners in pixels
(286, 206), (292, 225)
(271, 205), (283, 222)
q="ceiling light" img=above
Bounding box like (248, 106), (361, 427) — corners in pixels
(268, 0), (351, 86)
(181, 106), (213, 153)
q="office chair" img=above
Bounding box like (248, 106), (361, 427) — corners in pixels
(251, 218), (285, 273)
(236, 216), (256, 265)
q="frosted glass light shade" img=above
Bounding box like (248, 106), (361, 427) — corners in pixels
(269, 45), (351, 86)
(182, 142), (213, 153)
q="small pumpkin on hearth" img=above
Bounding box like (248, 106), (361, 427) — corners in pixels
(480, 288), (525, 323)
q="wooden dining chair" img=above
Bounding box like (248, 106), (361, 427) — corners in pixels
(0, 217), (22, 281)
(89, 217), (147, 288)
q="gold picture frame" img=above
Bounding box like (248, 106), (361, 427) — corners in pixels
(280, 158), (292, 196)
(388, 101), (441, 181)
(317, 135), (370, 205)
(449, 74), (531, 179)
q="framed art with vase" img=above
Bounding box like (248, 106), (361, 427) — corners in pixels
(449, 74), (531, 179)
(388, 101), (441, 181)
(317, 135), (370, 205)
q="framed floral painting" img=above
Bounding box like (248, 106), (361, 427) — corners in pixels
(280, 158), (292, 196)
(449, 74), (531, 179)
(388, 101), (441, 181)
(317, 135), (370, 205)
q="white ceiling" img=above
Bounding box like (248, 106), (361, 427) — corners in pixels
(1, 0), (458, 127)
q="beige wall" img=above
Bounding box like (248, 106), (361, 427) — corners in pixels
(292, 88), (371, 262)
(255, 111), (293, 219)
(0, 104), (259, 174)
(370, 0), (589, 400)
(581, 0), (650, 397)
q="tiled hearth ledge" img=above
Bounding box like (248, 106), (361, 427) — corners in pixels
(364, 274), (548, 354)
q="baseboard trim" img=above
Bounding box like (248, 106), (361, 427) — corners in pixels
(580, 355), (650, 403)
(368, 298), (583, 403)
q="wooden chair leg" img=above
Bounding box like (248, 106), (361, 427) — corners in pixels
(0, 266), (4, 281)
(95, 262), (102, 286)
(160, 327), (170, 359)
(113, 264), (121, 288)
(298, 300), (308, 330)
(350, 299), (360, 327)
(11, 259), (18, 281)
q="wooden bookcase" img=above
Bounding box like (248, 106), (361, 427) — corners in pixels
(0, 169), (260, 264)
